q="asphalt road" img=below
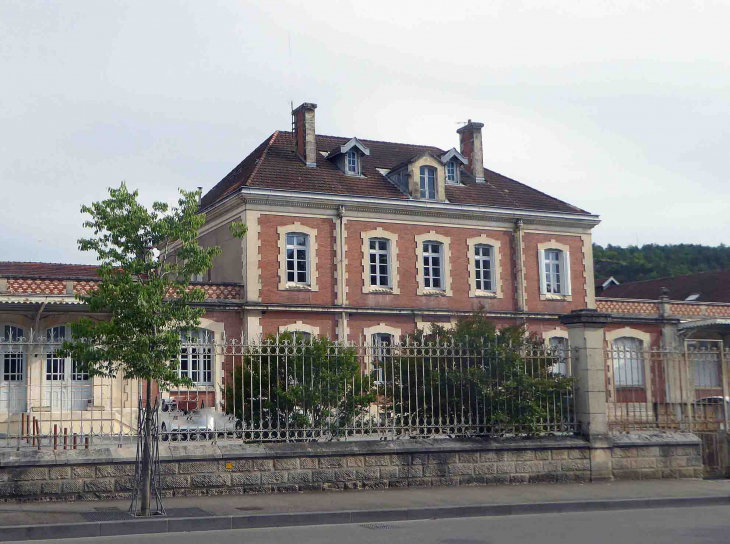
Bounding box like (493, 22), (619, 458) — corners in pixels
(25, 505), (730, 544)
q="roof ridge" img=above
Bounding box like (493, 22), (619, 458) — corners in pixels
(247, 130), (279, 187)
(280, 130), (444, 151)
(0, 261), (98, 267)
(614, 269), (729, 286)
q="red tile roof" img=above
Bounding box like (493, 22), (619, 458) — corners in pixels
(601, 270), (730, 303)
(0, 262), (99, 279)
(201, 131), (590, 215)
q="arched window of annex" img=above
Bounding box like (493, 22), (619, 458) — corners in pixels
(362, 323), (401, 383)
(466, 235), (503, 299)
(278, 321), (320, 342)
(166, 318), (225, 411)
(605, 327), (652, 396)
(542, 328), (570, 376)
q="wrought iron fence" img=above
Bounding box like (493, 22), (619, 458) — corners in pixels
(0, 333), (576, 448)
(606, 342), (729, 433)
(0, 332), (140, 450)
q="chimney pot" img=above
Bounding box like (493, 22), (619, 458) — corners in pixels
(457, 120), (485, 183)
(293, 102), (318, 168)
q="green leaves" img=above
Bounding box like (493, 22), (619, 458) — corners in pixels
(61, 183), (223, 390)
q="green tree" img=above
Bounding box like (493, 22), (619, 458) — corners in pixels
(594, 243), (730, 283)
(381, 314), (575, 436)
(61, 183), (222, 517)
(225, 333), (375, 440)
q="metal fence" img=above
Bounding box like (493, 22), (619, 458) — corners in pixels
(606, 342), (729, 432)
(0, 333), (575, 448)
(0, 332), (140, 450)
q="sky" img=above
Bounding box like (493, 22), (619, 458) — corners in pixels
(2, 0), (728, 265)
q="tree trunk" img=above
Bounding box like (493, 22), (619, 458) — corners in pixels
(140, 379), (152, 517)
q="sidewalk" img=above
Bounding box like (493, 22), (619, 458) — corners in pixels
(0, 479), (729, 541)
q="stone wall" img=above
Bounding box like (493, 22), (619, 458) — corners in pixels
(0, 436), (702, 502)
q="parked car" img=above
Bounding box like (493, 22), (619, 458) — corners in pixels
(159, 399), (242, 441)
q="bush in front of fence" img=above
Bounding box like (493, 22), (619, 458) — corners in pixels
(381, 315), (576, 437)
(224, 333), (376, 440)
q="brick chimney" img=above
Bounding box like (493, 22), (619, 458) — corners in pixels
(293, 102), (318, 168)
(457, 120), (485, 183)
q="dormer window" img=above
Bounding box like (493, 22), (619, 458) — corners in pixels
(446, 161), (457, 183)
(346, 150), (358, 174)
(327, 137), (370, 177)
(419, 166), (437, 199)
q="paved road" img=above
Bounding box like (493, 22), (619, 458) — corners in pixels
(26, 505), (730, 544)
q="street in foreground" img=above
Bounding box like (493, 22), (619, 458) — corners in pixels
(27, 505), (729, 544)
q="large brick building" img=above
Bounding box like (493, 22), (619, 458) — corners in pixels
(3, 102), (727, 420)
(195, 102), (600, 346)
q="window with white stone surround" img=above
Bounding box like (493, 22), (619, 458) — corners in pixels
(361, 228), (400, 294)
(538, 240), (572, 301)
(467, 235), (503, 299)
(415, 232), (452, 296)
(277, 223), (318, 291)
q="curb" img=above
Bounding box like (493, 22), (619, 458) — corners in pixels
(1, 495), (728, 541)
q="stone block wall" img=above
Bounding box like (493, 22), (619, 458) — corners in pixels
(0, 436), (703, 502)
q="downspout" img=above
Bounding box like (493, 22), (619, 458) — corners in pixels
(513, 219), (526, 313)
(337, 206), (347, 342)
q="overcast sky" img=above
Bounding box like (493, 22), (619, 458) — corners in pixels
(2, 0), (728, 265)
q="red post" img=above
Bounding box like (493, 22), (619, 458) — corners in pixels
(84, 436), (89, 450)
(64, 428), (68, 450)
(31, 417), (36, 447)
(73, 433), (77, 450)
(25, 413), (29, 444)
(21, 413), (25, 443)
(53, 424), (57, 451)
(35, 420), (40, 451)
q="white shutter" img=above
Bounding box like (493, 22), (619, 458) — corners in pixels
(563, 250), (572, 296)
(538, 249), (547, 295)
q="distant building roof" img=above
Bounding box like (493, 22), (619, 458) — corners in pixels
(0, 261), (99, 279)
(201, 131), (591, 216)
(600, 270), (730, 303)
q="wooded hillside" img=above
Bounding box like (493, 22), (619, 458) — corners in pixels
(593, 244), (730, 283)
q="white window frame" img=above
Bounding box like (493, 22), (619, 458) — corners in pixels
(538, 240), (572, 301)
(415, 232), (452, 296)
(45, 325), (89, 383)
(419, 166), (437, 199)
(467, 235), (504, 299)
(362, 323), (401, 380)
(361, 228), (400, 295)
(369, 238), (391, 288)
(445, 160), (458, 184)
(687, 340), (722, 388)
(1, 324), (26, 383)
(278, 321), (320, 338)
(423, 241), (444, 290)
(542, 328), (571, 376)
(346, 150), (359, 175)
(277, 223), (319, 292)
(178, 328), (214, 385)
(605, 328), (652, 398)
(286, 233), (309, 286)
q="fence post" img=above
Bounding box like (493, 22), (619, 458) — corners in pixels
(561, 309), (613, 482)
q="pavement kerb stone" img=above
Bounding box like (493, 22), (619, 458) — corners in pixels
(0, 495), (728, 541)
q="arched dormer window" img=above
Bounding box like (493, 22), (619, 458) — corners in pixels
(419, 166), (437, 199)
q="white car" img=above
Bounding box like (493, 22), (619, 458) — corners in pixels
(159, 400), (242, 441)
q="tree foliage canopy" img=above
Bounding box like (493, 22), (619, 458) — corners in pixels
(594, 243), (730, 283)
(61, 183), (221, 389)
